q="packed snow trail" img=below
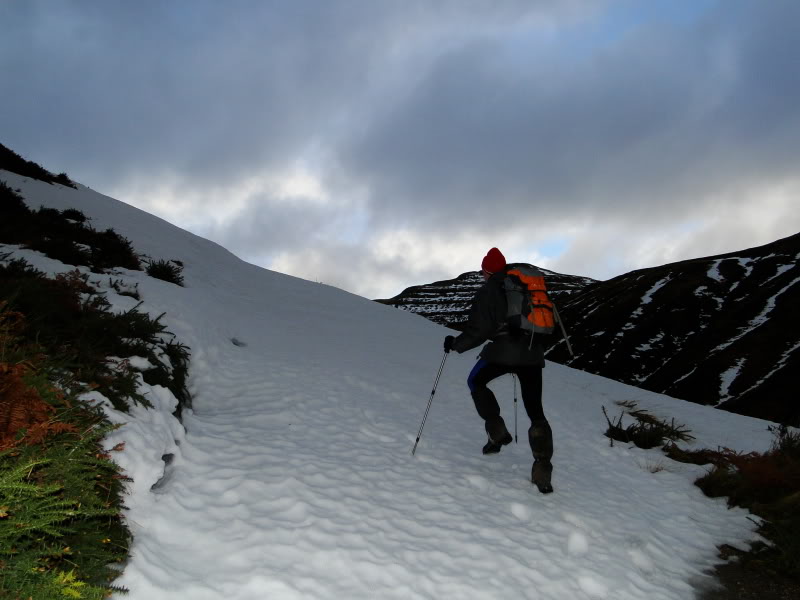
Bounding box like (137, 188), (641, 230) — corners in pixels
(114, 342), (761, 600)
(118, 347), (749, 600)
(2, 171), (778, 599)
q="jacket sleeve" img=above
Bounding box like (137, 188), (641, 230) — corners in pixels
(451, 283), (502, 353)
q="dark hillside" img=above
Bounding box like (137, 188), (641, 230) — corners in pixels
(547, 233), (800, 425)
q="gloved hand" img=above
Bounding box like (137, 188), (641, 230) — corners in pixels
(443, 335), (455, 353)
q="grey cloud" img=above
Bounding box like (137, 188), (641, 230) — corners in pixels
(340, 0), (800, 234)
(268, 240), (466, 301)
(200, 197), (350, 264)
(2, 1), (591, 183)
(2, 0), (799, 298)
(2, 1), (394, 190)
(1, 0), (608, 193)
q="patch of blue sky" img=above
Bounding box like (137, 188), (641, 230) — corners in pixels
(524, 236), (570, 260)
(499, 0), (719, 65)
(331, 206), (370, 245)
(673, 219), (708, 236)
(583, 0), (717, 50)
(604, 0), (718, 30)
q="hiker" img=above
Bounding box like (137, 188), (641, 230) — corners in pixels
(443, 247), (554, 494)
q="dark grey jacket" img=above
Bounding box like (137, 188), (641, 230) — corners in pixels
(451, 268), (545, 367)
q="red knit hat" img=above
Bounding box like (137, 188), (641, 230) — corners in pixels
(481, 247), (506, 274)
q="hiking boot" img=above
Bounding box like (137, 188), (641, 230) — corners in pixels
(528, 419), (553, 461)
(531, 460), (554, 494)
(482, 431), (513, 455)
(483, 417), (513, 454)
(529, 419), (554, 492)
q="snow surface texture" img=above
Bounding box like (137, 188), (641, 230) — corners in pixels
(1, 171), (780, 599)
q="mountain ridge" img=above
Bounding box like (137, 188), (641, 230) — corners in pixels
(549, 231), (800, 426)
(375, 267), (597, 330)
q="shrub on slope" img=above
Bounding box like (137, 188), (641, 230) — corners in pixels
(1, 180), (141, 272)
(667, 426), (800, 582)
(0, 168), (193, 596)
(0, 142), (76, 188)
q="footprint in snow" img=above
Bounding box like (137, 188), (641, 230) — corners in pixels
(359, 426), (394, 443)
(510, 502), (531, 521)
(578, 575), (608, 598)
(568, 530), (590, 556)
(465, 474), (490, 492)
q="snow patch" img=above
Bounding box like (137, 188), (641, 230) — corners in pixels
(629, 276), (671, 320)
(706, 260), (723, 282)
(736, 340), (800, 400)
(713, 275), (800, 355)
(765, 263), (794, 284)
(641, 276), (671, 305)
(636, 332), (664, 352)
(718, 358), (746, 403)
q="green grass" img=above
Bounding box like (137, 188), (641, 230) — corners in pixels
(0, 305), (130, 597)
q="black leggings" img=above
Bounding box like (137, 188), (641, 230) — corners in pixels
(467, 359), (545, 424)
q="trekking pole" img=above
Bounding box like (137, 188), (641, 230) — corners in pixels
(552, 303), (575, 358)
(411, 350), (449, 456)
(512, 374), (518, 443)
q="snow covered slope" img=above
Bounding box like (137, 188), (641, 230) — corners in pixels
(0, 170), (781, 600)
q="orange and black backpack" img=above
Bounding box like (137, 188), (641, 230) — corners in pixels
(503, 263), (555, 336)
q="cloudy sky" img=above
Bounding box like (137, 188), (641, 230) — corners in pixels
(2, 1), (799, 299)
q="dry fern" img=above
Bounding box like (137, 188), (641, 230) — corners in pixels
(0, 363), (76, 450)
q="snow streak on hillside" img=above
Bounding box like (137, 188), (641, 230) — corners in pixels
(548, 235), (800, 426)
(0, 170), (780, 600)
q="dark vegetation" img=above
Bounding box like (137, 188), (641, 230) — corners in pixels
(0, 258), (191, 413)
(1, 169), (191, 596)
(1, 180), (140, 272)
(667, 425), (800, 583)
(0, 319), (131, 598)
(145, 259), (185, 287)
(0, 295), (135, 597)
(604, 403), (800, 595)
(603, 401), (695, 448)
(0, 143), (76, 189)
(1, 180), (186, 288)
